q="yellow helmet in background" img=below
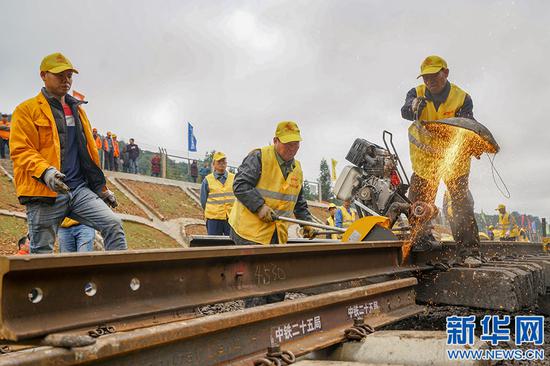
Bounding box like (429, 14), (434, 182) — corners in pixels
(213, 151), (226, 161)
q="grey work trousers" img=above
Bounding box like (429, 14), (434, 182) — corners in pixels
(408, 173), (480, 258)
(26, 184), (127, 254)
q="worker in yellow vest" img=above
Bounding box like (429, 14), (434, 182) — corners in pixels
(335, 199), (356, 229)
(495, 204), (518, 241)
(326, 203), (338, 240)
(200, 151), (235, 235)
(229, 121), (316, 307)
(229, 121), (315, 246)
(401, 55), (481, 265)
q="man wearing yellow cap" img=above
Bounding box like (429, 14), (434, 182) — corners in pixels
(401, 55), (480, 264)
(229, 121), (316, 307)
(229, 121), (315, 246)
(495, 204), (518, 241)
(326, 203), (338, 240)
(200, 151), (235, 235)
(9, 52), (126, 253)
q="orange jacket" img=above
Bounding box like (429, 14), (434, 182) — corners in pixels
(94, 134), (102, 150)
(9, 92), (102, 200)
(0, 120), (10, 140)
(113, 139), (120, 158)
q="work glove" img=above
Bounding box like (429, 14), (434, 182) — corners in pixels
(301, 225), (317, 239)
(257, 204), (275, 223)
(411, 97), (427, 117)
(99, 189), (118, 208)
(43, 167), (69, 194)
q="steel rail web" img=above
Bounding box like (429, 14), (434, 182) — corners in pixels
(0, 278), (422, 366)
(0, 241), (411, 341)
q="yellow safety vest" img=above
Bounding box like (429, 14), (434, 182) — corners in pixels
(326, 216), (339, 240)
(498, 213), (511, 231)
(339, 207), (356, 228)
(204, 172), (235, 220)
(497, 212), (519, 238)
(228, 145), (303, 245)
(408, 83), (471, 181)
(60, 218), (81, 228)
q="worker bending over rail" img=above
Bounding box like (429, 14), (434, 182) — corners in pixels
(229, 121), (316, 306)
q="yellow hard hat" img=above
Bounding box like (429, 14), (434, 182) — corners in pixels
(328, 203), (337, 209)
(488, 225), (494, 230)
(417, 55), (447, 79)
(275, 121), (302, 143)
(112, 134), (117, 138)
(213, 151), (226, 161)
(496, 204), (505, 211)
(40, 53), (79, 74)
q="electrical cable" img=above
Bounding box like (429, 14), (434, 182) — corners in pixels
(486, 152), (511, 198)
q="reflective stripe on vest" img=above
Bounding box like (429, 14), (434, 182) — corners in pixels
(229, 145), (303, 245)
(408, 83), (470, 181)
(498, 212), (510, 231)
(204, 172), (235, 220)
(339, 207), (356, 228)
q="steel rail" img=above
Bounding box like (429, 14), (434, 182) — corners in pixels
(0, 278), (422, 366)
(0, 241), (413, 341)
(412, 241), (548, 264)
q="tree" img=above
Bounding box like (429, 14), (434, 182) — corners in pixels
(203, 150), (215, 167)
(302, 181), (317, 201)
(318, 158), (332, 202)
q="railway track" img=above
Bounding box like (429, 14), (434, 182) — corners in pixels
(0, 240), (548, 365)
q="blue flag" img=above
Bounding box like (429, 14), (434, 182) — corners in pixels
(188, 122), (197, 152)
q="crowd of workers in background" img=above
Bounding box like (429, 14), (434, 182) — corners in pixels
(0, 113), (10, 159)
(92, 128), (140, 173)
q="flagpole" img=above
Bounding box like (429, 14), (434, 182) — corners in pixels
(187, 122), (191, 181)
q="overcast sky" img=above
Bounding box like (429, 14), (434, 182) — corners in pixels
(1, 0), (549, 217)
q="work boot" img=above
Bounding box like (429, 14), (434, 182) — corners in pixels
(411, 233), (442, 252)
